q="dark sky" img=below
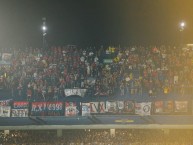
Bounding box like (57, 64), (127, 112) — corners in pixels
(0, 0), (193, 48)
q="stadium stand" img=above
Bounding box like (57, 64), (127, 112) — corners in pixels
(1, 129), (193, 144)
(0, 45), (193, 145)
(0, 45), (192, 101)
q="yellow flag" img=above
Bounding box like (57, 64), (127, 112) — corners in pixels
(114, 57), (119, 62)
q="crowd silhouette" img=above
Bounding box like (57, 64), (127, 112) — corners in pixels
(1, 129), (193, 145)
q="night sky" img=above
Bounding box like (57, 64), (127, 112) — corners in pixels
(0, 0), (193, 48)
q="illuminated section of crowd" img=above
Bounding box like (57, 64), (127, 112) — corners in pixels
(0, 45), (192, 101)
(1, 129), (193, 145)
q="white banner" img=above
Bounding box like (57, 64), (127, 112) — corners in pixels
(117, 101), (124, 113)
(135, 102), (152, 116)
(0, 106), (11, 117)
(81, 103), (90, 116)
(106, 101), (117, 113)
(175, 101), (188, 112)
(65, 102), (79, 116)
(11, 109), (28, 117)
(65, 89), (87, 97)
(65, 106), (78, 116)
(2, 53), (12, 62)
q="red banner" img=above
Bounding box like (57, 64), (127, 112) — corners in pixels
(13, 101), (29, 109)
(154, 101), (164, 114)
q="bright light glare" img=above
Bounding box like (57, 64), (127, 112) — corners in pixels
(180, 22), (185, 27)
(179, 21), (185, 31)
(42, 26), (47, 31)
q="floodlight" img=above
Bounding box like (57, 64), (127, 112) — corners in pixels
(179, 21), (185, 31)
(42, 26), (47, 31)
(180, 22), (185, 27)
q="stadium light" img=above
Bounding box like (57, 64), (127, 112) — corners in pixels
(42, 17), (47, 49)
(179, 21), (185, 31)
(179, 21), (186, 46)
(42, 26), (47, 31)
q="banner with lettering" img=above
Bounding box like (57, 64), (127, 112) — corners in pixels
(13, 101), (29, 109)
(163, 101), (174, 113)
(106, 101), (117, 113)
(0, 106), (11, 117)
(11, 109), (28, 117)
(124, 101), (135, 114)
(90, 102), (106, 114)
(117, 101), (124, 113)
(135, 102), (152, 116)
(47, 102), (63, 116)
(81, 103), (91, 116)
(0, 99), (12, 106)
(31, 102), (47, 116)
(65, 102), (78, 116)
(65, 89), (87, 97)
(174, 101), (188, 113)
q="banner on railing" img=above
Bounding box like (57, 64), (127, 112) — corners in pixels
(135, 102), (152, 116)
(81, 103), (90, 116)
(64, 89), (87, 97)
(31, 102), (47, 116)
(154, 101), (164, 114)
(124, 101), (135, 114)
(154, 101), (174, 114)
(65, 102), (78, 116)
(90, 102), (105, 114)
(0, 106), (11, 117)
(117, 101), (124, 113)
(47, 102), (63, 116)
(106, 101), (117, 113)
(163, 101), (174, 113)
(0, 99), (12, 106)
(1, 99), (192, 117)
(174, 101), (188, 112)
(13, 101), (29, 109)
(11, 109), (28, 117)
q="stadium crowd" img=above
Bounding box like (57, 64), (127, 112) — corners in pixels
(0, 45), (193, 101)
(1, 129), (193, 145)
